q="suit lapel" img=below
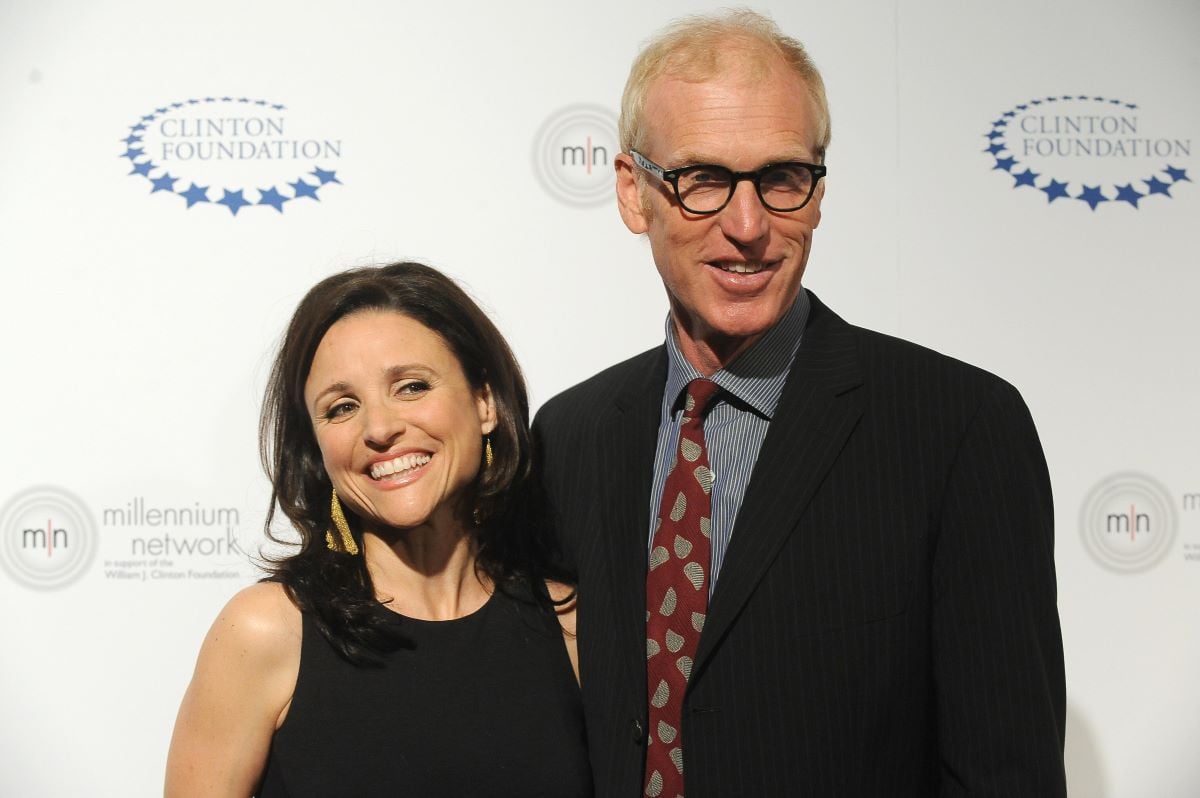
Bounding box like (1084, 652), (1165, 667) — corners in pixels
(596, 347), (668, 690)
(694, 294), (866, 669)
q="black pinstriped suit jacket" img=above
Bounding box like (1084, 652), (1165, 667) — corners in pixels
(532, 292), (1067, 797)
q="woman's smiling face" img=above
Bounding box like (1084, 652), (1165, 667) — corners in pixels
(304, 310), (496, 535)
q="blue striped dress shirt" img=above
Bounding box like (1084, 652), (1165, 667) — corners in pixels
(648, 291), (810, 594)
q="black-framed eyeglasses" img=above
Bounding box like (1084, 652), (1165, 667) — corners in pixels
(630, 149), (827, 214)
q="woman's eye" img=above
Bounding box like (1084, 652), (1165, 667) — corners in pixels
(397, 380), (431, 397)
(324, 401), (357, 420)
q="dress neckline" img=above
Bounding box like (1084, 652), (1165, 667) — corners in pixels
(373, 588), (499, 627)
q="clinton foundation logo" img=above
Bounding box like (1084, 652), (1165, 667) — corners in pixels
(1080, 473), (1177, 573)
(0, 486), (98, 590)
(983, 95), (1191, 211)
(120, 96), (343, 216)
(532, 104), (618, 207)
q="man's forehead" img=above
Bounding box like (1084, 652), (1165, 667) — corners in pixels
(641, 70), (820, 164)
(652, 50), (781, 95)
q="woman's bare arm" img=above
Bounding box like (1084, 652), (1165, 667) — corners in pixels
(546, 580), (580, 685)
(164, 582), (301, 797)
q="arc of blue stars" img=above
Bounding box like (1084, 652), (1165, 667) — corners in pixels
(122, 97), (342, 215)
(983, 95), (1190, 211)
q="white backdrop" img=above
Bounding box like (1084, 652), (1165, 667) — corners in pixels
(1, 1), (1196, 795)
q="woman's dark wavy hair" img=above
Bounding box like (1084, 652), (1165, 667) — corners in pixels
(260, 262), (564, 665)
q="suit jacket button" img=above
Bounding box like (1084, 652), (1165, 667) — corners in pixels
(631, 718), (644, 744)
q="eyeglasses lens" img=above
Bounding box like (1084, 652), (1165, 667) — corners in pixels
(675, 164), (814, 213)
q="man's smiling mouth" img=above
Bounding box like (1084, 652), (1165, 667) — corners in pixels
(712, 261), (768, 274)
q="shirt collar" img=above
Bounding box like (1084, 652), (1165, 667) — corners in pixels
(662, 289), (810, 420)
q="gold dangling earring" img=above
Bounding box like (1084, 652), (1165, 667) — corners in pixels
(324, 487), (359, 555)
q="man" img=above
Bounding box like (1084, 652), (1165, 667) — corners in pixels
(534, 10), (1066, 797)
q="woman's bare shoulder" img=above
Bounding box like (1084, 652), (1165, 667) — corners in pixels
(205, 581), (302, 664)
(165, 582), (302, 796)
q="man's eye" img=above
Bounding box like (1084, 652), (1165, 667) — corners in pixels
(688, 169), (727, 185)
(760, 166), (807, 189)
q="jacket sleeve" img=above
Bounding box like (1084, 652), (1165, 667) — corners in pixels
(931, 380), (1067, 796)
(531, 400), (577, 573)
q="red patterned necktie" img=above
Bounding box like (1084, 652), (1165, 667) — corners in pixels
(644, 378), (721, 798)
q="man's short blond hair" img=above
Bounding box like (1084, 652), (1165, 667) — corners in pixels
(619, 9), (831, 161)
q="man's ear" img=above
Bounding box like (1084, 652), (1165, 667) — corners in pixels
(615, 153), (649, 234)
(809, 178), (825, 229)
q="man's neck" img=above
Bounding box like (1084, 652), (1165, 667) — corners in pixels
(671, 320), (762, 377)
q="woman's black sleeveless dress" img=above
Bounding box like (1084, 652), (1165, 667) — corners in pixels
(258, 584), (591, 797)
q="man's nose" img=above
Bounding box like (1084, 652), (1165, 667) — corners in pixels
(718, 179), (770, 244)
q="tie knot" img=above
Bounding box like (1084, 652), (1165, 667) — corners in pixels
(683, 378), (721, 420)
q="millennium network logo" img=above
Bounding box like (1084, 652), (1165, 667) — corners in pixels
(0, 486), (98, 590)
(120, 96), (343, 216)
(1079, 472), (1177, 573)
(532, 104), (619, 208)
(983, 95), (1191, 210)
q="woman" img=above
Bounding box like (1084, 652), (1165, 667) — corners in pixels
(165, 262), (590, 797)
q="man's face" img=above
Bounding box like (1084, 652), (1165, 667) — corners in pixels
(616, 58), (824, 371)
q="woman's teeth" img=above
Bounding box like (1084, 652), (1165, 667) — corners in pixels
(370, 453), (432, 480)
